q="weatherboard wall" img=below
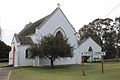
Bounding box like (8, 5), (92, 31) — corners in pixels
(9, 36), (20, 67)
(78, 37), (102, 62)
(36, 8), (79, 66)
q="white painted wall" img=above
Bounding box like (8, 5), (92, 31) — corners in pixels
(35, 8), (79, 66)
(9, 36), (20, 67)
(9, 51), (13, 65)
(78, 37), (102, 63)
(9, 8), (81, 67)
(17, 45), (33, 66)
(9, 36), (33, 67)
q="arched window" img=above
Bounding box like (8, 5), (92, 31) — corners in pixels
(55, 30), (64, 39)
(54, 27), (66, 39)
(26, 48), (31, 58)
(88, 46), (93, 58)
(88, 47), (93, 52)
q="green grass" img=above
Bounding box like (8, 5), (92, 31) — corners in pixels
(10, 62), (120, 80)
(0, 62), (8, 68)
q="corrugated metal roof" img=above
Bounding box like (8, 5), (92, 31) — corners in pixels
(14, 34), (33, 45)
(78, 36), (101, 47)
(18, 7), (60, 36)
(18, 14), (51, 36)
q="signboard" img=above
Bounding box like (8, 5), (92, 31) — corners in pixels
(94, 52), (106, 56)
(81, 51), (105, 79)
(82, 52), (106, 56)
(83, 52), (92, 56)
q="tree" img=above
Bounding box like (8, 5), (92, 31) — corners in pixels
(28, 34), (74, 68)
(0, 27), (2, 40)
(114, 17), (120, 58)
(79, 21), (102, 46)
(78, 18), (119, 59)
(0, 40), (11, 62)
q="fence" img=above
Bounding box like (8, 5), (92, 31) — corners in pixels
(0, 58), (12, 62)
(105, 58), (120, 62)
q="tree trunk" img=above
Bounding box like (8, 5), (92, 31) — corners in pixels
(50, 58), (54, 68)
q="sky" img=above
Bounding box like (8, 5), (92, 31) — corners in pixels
(0, 0), (120, 45)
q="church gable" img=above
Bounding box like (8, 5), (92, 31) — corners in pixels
(36, 7), (75, 32)
(46, 7), (75, 32)
(36, 7), (76, 39)
(35, 7), (78, 51)
(10, 7), (78, 48)
(17, 7), (76, 41)
(79, 37), (101, 52)
(79, 37), (101, 48)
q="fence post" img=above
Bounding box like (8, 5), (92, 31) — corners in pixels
(81, 53), (85, 80)
(101, 55), (104, 73)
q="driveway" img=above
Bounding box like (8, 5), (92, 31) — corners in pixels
(0, 67), (12, 80)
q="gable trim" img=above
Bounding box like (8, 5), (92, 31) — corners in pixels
(36, 7), (60, 30)
(89, 37), (101, 48)
(79, 37), (101, 48)
(58, 7), (77, 33)
(11, 33), (20, 45)
(37, 7), (77, 34)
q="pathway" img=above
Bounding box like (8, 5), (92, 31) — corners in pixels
(0, 67), (12, 80)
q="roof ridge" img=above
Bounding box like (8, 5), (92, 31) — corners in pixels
(37, 7), (60, 29)
(17, 7), (73, 37)
(78, 36), (101, 47)
(18, 7), (59, 36)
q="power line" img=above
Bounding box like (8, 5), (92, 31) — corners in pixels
(105, 2), (120, 17)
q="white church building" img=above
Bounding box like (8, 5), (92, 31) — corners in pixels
(9, 7), (103, 67)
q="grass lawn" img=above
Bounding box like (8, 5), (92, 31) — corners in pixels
(10, 62), (120, 80)
(0, 62), (8, 68)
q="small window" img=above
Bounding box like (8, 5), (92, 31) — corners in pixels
(26, 48), (31, 58)
(88, 47), (93, 52)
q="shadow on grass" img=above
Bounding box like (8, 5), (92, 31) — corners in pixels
(13, 63), (94, 70)
(31, 64), (77, 69)
(13, 64), (82, 70)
